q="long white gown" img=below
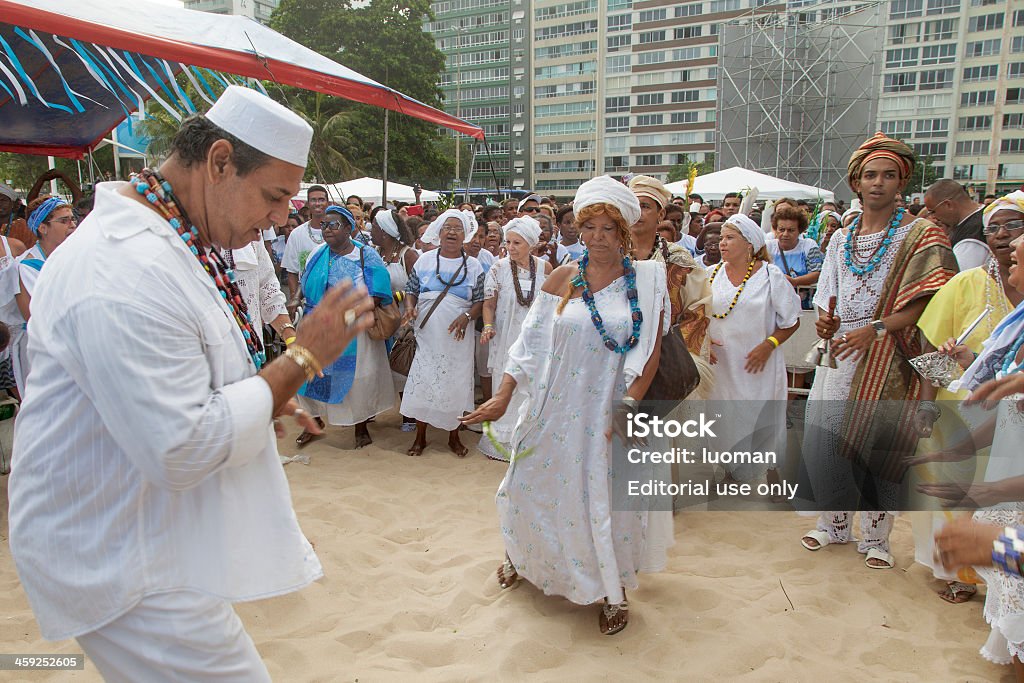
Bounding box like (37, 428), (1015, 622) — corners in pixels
(385, 245), (413, 394)
(707, 261), (801, 480)
(496, 261), (670, 606)
(400, 252), (484, 431)
(478, 255), (547, 461)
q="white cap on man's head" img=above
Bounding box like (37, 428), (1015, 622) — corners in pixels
(517, 194), (542, 211)
(206, 85), (313, 168)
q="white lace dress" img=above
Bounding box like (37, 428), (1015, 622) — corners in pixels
(478, 256), (547, 461)
(974, 386), (1024, 665)
(385, 246), (413, 393)
(225, 242), (287, 344)
(800, 222), (920, 545)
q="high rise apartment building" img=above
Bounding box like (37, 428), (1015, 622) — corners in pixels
(184, 0), (279, 24)
(431, 0), (1024, 195)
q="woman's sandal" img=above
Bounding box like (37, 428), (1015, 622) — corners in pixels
(497, 556), (519, 589)
(600, 599), (629, 636)
(938, 581), (977, 604)
(295, 417), (326, 448)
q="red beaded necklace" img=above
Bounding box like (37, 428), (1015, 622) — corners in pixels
(131, 168), (266, 368)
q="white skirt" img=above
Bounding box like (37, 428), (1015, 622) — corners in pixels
(298, 331), (396, 425)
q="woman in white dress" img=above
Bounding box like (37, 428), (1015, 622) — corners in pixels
(707, 214), (801, 482)
(296, 205), (396, 448)
(371, 209), (420, 432)
(462, 176), (669, 636)
(0, 227), (26, 396)
(222, 240), (292, 348)
(478, 216), (552, 460)
(401, 210), (485, 457)
(12, 196), (77, 394)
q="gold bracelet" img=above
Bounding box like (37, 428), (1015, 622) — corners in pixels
(283, 345), (322, 381)
(766, 335), (780, 348)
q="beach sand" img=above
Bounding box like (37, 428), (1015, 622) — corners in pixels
(0, 410), (1011, 682)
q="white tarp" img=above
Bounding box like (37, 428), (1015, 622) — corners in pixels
(297, 178), (440, 206)
(664, 167), (835, 202)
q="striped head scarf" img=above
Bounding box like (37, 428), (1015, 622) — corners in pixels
(847, 132), (915, 192)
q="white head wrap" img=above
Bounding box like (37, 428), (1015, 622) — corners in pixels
(0, 183), (16, 201)
(723, 213), (766, 252)
(461, 209), (479, 242)
(206, 85), (313, 167)
(375, 209), (401, 240)
(841, 207), (863, 225)
(982, 190), (1024, 228)
(504, 216), (541, 248)
(573, 175), (641, 228)
(422, 208), (476, 245)
(825, 211), (843, 226)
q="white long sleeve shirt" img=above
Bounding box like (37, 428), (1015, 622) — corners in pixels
(8, 182), (322, 640)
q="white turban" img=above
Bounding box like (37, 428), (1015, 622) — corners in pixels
(422, 208), (476, 245)
(573, 175), (641, 228)
(982, 190), (1024, 228)
(723, 213), (766, 252)
(504, 216), (541, 248)
(461, 209), (480, 242)
(375, 209), (401, 240)
(0, 183), (16, 201)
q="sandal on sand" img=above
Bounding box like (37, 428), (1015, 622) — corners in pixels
(497, 555), (519, 589)
(600, 599), (629, 636)
(801, 529), (832, 551)
(939, 581), (977, 604)
(295, 417), (326, 447)
(865, 548), (895, 569)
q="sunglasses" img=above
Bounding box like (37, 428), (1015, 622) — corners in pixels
(321, 219), (349, 231)
(520, 206), (540, 213)
(983, 219), (1024, 236)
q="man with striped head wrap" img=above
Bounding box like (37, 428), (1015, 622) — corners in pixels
(800, 131), (957, 570)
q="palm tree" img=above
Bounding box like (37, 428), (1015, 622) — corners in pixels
(294, 92), (362, 182)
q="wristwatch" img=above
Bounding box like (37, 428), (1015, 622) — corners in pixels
(871, 319), (886, 339)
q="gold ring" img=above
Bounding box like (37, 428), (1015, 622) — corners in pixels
(344, 310), (357, 326)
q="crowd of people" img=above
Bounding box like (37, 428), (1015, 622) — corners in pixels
(3, 85), (1024, 680)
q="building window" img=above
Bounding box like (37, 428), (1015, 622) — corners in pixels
(963, 64), (999, 82)
(912, 142), (947, 159)
(886, 47), (919, 68)
(534, 61), (597, 79)
(636, 93), (664, 106)
(671, 89), (700, 103)
(672, 47), (704, 61)
(921, 43), (956, 64)
(960, 90), (996, 106)
(955, 140), (990, 156)
(636, 114), (664, 126)
(1014, 36), (1024, 53)
(1007, 87), (1024, 104)
(635, 154), (663, 166)
(889, 23), (921, 45)
(919, 69), (953, 90)
(966, 39), (1001, 57)
(606, 55), (631, 73)
(607, 13), (631, 31)
(1005, 113), (1024, 129)
(959, 115), (993, 130)
(709, 0), (740, 11)
(607, 34), (631, 51)
(606, 0), (631, 9)
(605, 96), (629, 112)
(534, 20), (599, 40)
(639, 30), (667, 44)
(638, 51), (667, 65)
(671, 111), (699, 124)
(968, 13), (1004, 31)
(953, 164), (987, 180)
(922, 18), (957, 41)
(675, 3), (703, 16)
(881, 120), (913, 136)
(605, 116), (629, 132)
(916, 118), (949, 136)
(534, 1), (598, 21)
(638, 8), (667, 22)
(534, 101), (596, 118)
(604, 156), (630, 172)
(1009, 62), (1024, 79)
(1001, 138), (1024, 154)
(675, 25), (704, 39)
(890, 0), (923, 19)
(884, 73), (917, 92)
(926, 0), (958, 13)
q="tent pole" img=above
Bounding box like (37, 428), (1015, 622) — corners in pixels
(481, 136), (502, 199)
(465, 143), (478, 203)
(382, 107), (389, 207)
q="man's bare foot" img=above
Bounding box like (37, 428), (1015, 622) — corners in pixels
(407, 441), (426, 456)
(448, 432), (468, 457)
(354, 427), (372, 449)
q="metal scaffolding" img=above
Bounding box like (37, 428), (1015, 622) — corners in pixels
(716, 3), (884, 197)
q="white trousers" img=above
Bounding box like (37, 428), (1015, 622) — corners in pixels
(76, 590), (270, 683)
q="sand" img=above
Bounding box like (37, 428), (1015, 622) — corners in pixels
(0, 409), (1011, 682)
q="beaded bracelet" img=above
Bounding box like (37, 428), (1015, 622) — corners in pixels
(993, 526), (1024, 577)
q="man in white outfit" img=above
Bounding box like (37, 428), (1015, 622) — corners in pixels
(7, 86), (374, 682)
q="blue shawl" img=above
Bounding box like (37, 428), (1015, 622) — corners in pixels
(298, 242), (393, 404)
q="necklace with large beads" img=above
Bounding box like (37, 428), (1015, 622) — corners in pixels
(843, 207), (904, 276)
(709, 259), (756, 319)
(572, 252), (642, 354)
(511, 255), (537, 307)
(131, 169), (266, 369)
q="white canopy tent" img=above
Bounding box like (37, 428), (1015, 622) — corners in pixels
(295, 178), (440, 206)
(664, 167), (835, 202)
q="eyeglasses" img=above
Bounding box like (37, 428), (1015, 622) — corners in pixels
(321, 220), (348, 231)
(308, 197), (329, 204)
(48, 216), (77, 226)
(440, 225), (465, 235)
(983, 220), (1024, 236)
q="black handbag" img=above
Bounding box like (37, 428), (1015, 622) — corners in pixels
(645, 323), (700, 401)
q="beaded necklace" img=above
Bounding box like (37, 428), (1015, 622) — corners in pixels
(843, 207), (904, 276)
(436, 248), (468, 287)
(984, 257), (1014, 337)
(308, 223), (324, 245)
(644, 234), (671, 261)
(571, 252), (642, 354)
(130, 168), (265, 369)
(709, 259), (756, 319)
(510, 255), (537, 307)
